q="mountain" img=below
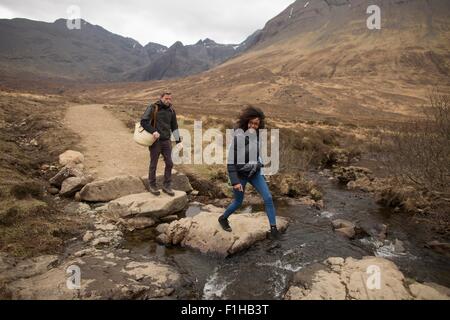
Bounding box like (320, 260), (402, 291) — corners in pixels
(124, 38), (244, 81)
(0, 18), (151, 82)
(79, 0), (450, 123)
(0, 18), (246, 82)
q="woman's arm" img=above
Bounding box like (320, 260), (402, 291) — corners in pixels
(227, 135), (240, 186)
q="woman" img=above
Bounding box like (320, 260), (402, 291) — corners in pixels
(218, 106), (281, 240)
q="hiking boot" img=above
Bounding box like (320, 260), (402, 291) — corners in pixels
(218, 215), (232, 232)
(149, 185), (160, 196)
(162, 186), (175, 196)
(268, 225), (282, 240)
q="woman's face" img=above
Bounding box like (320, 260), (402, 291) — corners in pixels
(248, 117), (260, 131)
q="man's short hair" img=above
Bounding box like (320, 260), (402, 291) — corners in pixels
(161, 92), (172, 98)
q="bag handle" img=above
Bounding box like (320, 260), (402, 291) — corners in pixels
(151, 104), (158, 128)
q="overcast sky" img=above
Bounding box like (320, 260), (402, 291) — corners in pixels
(0, 0), (294, 46)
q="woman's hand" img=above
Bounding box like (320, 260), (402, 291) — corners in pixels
(153, 132), (160, 140)
(233, 183), (243, 192)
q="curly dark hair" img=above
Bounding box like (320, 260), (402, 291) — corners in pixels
(236, 106), (266, 132)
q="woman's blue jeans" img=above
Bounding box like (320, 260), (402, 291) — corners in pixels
(223, 172), (277, 226)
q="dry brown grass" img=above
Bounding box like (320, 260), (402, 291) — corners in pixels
(0, 91), (84, 258)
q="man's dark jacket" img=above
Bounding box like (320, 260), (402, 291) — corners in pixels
(141, 100), (181, 143)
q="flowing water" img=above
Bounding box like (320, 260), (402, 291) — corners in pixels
(124, 173), (450, 299)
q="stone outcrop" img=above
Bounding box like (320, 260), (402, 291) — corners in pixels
(1, 250), (182, 300)
(284, 256), (450, 300)
(159, 205), (289, 257)
(79, 175), (147, 202)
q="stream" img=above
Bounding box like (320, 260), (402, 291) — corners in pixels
(123, 172), (450, 300)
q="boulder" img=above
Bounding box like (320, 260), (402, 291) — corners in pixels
(335, 227), (356, 239)
(49, 164), (84, 188)
(4, 250), (182, 300)
(79, 175), (147, 202)
(121, 217), (156, 231)
(162, 206), (289, 257)
(59, 150), (84, 167)
(332, 220), (356, 239)
(60, 175), (94, 197)
(140, 173), (193, 194)
(160, 215), (179, 223)
(285, 256), (450, 300)
(409, 282), (450, 300)
(107, 191), (188, 219)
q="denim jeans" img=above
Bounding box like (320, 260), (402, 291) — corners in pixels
(223, 171), (277, 226)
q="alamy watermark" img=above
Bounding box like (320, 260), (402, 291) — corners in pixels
(66, 265), (81, 290)
(66, 5), (81, 30)
(171, 123), (280, 175)
(367, 5), (381, 30)
(366, 265), (381, 290)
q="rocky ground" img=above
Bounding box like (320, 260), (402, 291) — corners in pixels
(285, 256), (450, 300)
(1, 96), (448, 300)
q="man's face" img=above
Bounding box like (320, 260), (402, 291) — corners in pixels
(162, 94), (172, 105)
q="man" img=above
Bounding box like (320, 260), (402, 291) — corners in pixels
(141, 92), (182, 196)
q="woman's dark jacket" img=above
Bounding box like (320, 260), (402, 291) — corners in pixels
(227, 129), (264, 186)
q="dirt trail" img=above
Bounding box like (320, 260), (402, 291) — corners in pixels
(64, 104), (161, 179)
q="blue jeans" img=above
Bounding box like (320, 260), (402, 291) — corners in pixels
(223, 171), (277, 226)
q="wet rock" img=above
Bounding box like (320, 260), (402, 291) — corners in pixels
(162, 205), (289, 257)
(373, 224), (388, 241)
(5, 250), (183, 299)
(285, 256), (450, 300)
(59, 150), (84, 167)
(394, 239), (406, 254)
(332, 219), (356, 239)
(60, 175), (94, 197)
(140, 173), (193, 194)
(79, 175), (147, 202)
(121, 217), (156, 231)
(285, 196), (324, 210)
(335, 227), (356, 239)
(107, 191), (188, 219)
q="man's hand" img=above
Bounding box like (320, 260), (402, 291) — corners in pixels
(153, 132), (160, 140)
(233, 183), (243, 192)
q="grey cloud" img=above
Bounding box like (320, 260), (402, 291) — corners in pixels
(0, 0), (294, 46)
